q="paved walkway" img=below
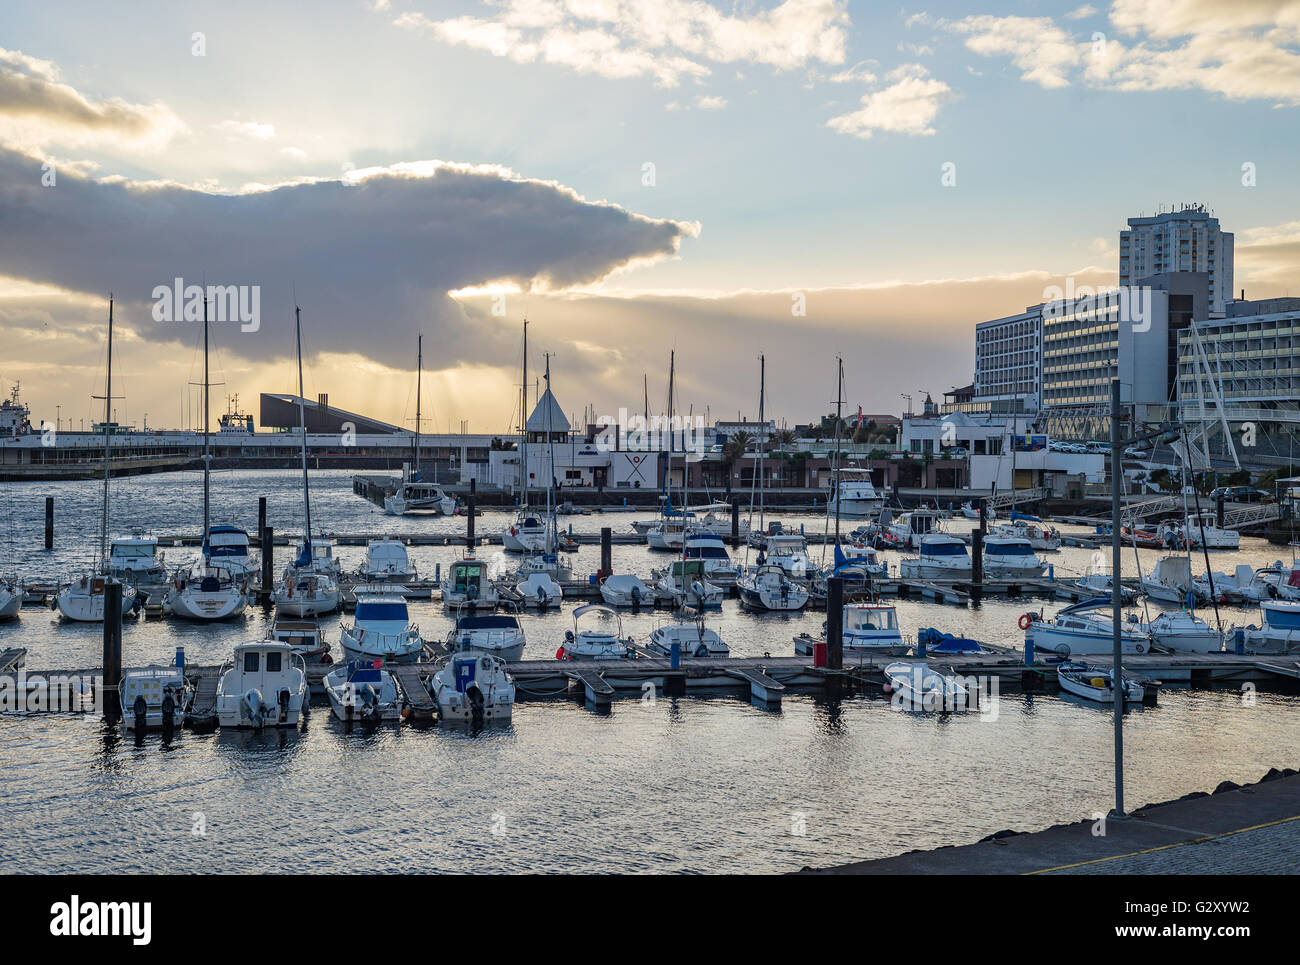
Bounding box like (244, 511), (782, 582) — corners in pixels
(804, 771), (1300, 875)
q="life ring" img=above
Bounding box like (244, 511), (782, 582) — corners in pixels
(1018, 613), (1034, 630)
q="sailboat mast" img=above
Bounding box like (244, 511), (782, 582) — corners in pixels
(295, 305), (312, 548)
(100, 296), (113, 567)
(758, 354), (766, 531)
(544, 352), (556, 545)
(833, 355), (844, 546)
(203, 294), (210, 545)
(521, 318), (528, 508)
(414, 334), (422, 478)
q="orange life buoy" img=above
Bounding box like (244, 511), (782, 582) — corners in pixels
(1018, 613), (1033, 630)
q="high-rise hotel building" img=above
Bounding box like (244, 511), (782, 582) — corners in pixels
(1120, 205), (1233, 316)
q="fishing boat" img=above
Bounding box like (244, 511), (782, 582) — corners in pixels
(120, 665), (188, 732)
(54, 297), (139, 623)
(269, 618), (332, 661)
(272, 568), (339, 617)
(1142, 610), (1223, 653)
(1239, 601), (1300, 653)
(737, 564), (808, 611)
(681, 532), (739, 582)
(989, 515), (1061, 551)
(654, 559), (725, 607)
(323, 662), (403, 722)
(0, 580), (19, 619)
(560, 603), (632, 660)
(429, 652), (515, 722)
(1141, 555), (1206, 605)
(1175, 512), (1240, 550)
(899, 534), (971, 580)
(1023, 598), (1149, 656)
(516, 571), (563, 608)
(599, 573), (655, 607)
(647, 616), (730, 658)
(827, 467), (883, 519)
(793, 602), (910, 657)
(982, 536), (1046, 578)
(446, 611), (526, 662)
(439, 556), (499, 608)
(360, 538), (417, 582)
(883, 661), (970, 711)
(214, 641), (308, 729)
(1057, 662), (1148, 704)
(339, 591), (425, 664)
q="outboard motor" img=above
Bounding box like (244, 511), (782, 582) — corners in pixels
(537, 584), (548, 607)
(277, 687), (291, 723)
(360, 684), (379, 721)
(466, 682), (486, 725)
(161, 693), (176, 731)
(241, 688), (264, 729)
(630, 584), (642, 608)
(133, 695), (148, 729)
(691, 581), (706, 606)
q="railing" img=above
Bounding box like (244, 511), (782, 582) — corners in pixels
(988, 487), (1051, 509)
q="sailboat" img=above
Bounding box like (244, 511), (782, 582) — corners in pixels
(56, 296), (139, 622)
(164, 296), (249, 621)
(271, 305), (340, 617)
(501, 318), (554, 553)
(384, 335), (456, 515)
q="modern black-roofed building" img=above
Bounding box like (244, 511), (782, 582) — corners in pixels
(259, 393), (403, 434)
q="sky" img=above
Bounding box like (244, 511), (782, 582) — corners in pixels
(1, 0), (1299, 434)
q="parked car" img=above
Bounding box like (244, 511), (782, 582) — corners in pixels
(1211, 485), (1273, 503)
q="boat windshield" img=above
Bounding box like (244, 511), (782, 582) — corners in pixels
(846, 607), (897, 631)
(356, 601), (408, 622)
(111, 543), (155, 558)
(923, 542), (967, 557)
(988, 542), (1035, 556)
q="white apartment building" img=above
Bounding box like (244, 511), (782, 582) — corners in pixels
(974, 307), (1041, 414)
(1120, 205), (1233, 316)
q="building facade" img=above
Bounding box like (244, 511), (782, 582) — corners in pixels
(1120, 205), (1233, 315)
(974, 307), (1042, 414)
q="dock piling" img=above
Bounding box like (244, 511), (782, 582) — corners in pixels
(44, 496), (53, 549)
(102, 582), (122, 716)
(467, 479), (477, 548)
(261, 525), (273, 606)
(826, 576), (843, 671)
(600, 527), (612, 579)
(257, 496), (266, 542)
(731, 498), (740, 548)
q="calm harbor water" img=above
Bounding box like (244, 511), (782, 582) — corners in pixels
(2, 470), (1300, 873)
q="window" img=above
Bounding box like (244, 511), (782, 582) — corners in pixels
(243, 652), (259, 672)
(266, 651), (282, 673)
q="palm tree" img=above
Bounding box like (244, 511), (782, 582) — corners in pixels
(775, 428), (798, 453)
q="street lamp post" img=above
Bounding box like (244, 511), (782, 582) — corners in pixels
(1109, 378), (1126, 819)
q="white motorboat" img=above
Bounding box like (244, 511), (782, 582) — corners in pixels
(1192, 564), (1272, 605)
(646, 516), (691, 551)
(758, 533), (816, 581)
(737, 564), (808, 611)
(1239, 600), (1300, 653)
(517, 571), (563, 608)
(1177, 512), (1240, 550)
(794, 602), (910, 657)
(501, 511), (552, 553)
(204, 525), (256, 576)
(883, 661), (971, 711)
(1024, 598), (1149, 657)
(360, 538), (417, 582)
(120, 665), (188, 732)
(323, 661), (403, 722)
(899, 534), (971, 580)
(1142, 609), (1223, 653)
(385, 481), (455, 516)
(888, 508), (944, 549)
(1074, 572), (1137, 603)
(599, 573), (655, 607)
(440, 556), (500, 608)
(988, 517), (1061, 551)
(1258, 561), (1300, 600)
(1057, 662), (1148, 704)
(163, 563), (248, 621)
(340, 592), (425, 664)
(982, 536), (1046, 578)
(106, 533), (168, 588)
(214, 641), (308, 729)
(269, 618), (332, 661)
(512, 551), (572, 583)
(682, 532), (739, 582)
(1141, 555), (1206, 605)
(654, 559), (725, 607)
(960, 501), (995, 521)
(827, 467), (883, 519)
(289, 538), (341, 577)
(561, 603), (632, 660)
(56, 573), (138, 622)
(430, 652), (515, 722)
(647, 618), (730, 658)
(272, 567), (339, 617)
(0, 579), (19, 619)
(446, 611), (526, 662)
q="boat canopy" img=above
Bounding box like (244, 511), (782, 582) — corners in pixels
(456, 614), (519, 630)
(1009, 510), (1042, 523)
(1058, 596), (1113, 616)
(985, 540), (1037, 556)
(355, 599), (409, 621)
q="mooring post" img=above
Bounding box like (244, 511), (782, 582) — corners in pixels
(826, 576), (843, 671)
(599, 526), (612, 579)
(1215, 494), (1225, 530)
(466, 478), (477, 549)
(261, 525), (274, 606)
(257, 496), (267, 543)
(102, 581), (122, 716)
(971, 528), (984, 601)
(44, 495), (54, 550)
(731, 498), (740, 548)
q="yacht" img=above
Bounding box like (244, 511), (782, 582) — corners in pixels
(1193, 564), (1272, 605)
(1239, 601), (1300, 653)
(512, 551), (572, 584)
(0, 580), (19, 620)
(599, 573), (655, 607)
(737, 564), (808, 611)
(989, 516), (1061, 551)
(1073, 572), (1137, 603)
(385, 480), (455, 516)
(214, 641), (308, 729)
(654, 559), (725, 607)
(323, 662), (403, 722)
(899, 534), (971, 580)
(1258, 561), (1300, 600)
(269, 618), (332, 661)
(1141, 555), (1206, 605)
(560, 604), (632, 660)
(759, 533), (815, 581)
(289, 538), (341, 577)
(647, 617), (730, 658)
(440, 556), (499, 608)
(57, 573), (138, 622)
(1175, 512), (1240, 550)
(445, 611), (526, 662)
(106, 534), (168, 588)
(340, 591), (425, 664)
(360, 538), (417, 582)
(793, 602), (910, 657)
(982, 536), (1046, 578)
(120, 665), (188, 732)
(682, 532), (739, 582)
(646, 516), (691, 551)
(205, 525), (256, 576)
(271, 567), (339, 617)
(501, 511), (552, 553)
(1142, 610), (1223, 653)
(164, 563), (248, 621)
(827, 467), (883, 519)
(1024, 598), (1149, 657)
(429, 652), (516, 723)
(888, 508), (943, 549)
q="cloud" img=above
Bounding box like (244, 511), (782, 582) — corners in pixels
(0, 146), (697, 379)
(695, 94), (726, 109)
(944, 2), (1300, 105)
(280, 146), (307, 160)
(212, 119), (276, 141)
(1237, 219), (1300, 292)
(1066, 4), (1099, 18)
(389, 0), (850, 87)
(825, 64), (952, 138)
(0, 46), (185, 154)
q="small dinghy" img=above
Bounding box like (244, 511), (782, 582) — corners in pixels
(883, 661), (971, 711)
(1056, 661), (1148, 704)
(429, 652), (515, 723)
(323, 661), (403, 723)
